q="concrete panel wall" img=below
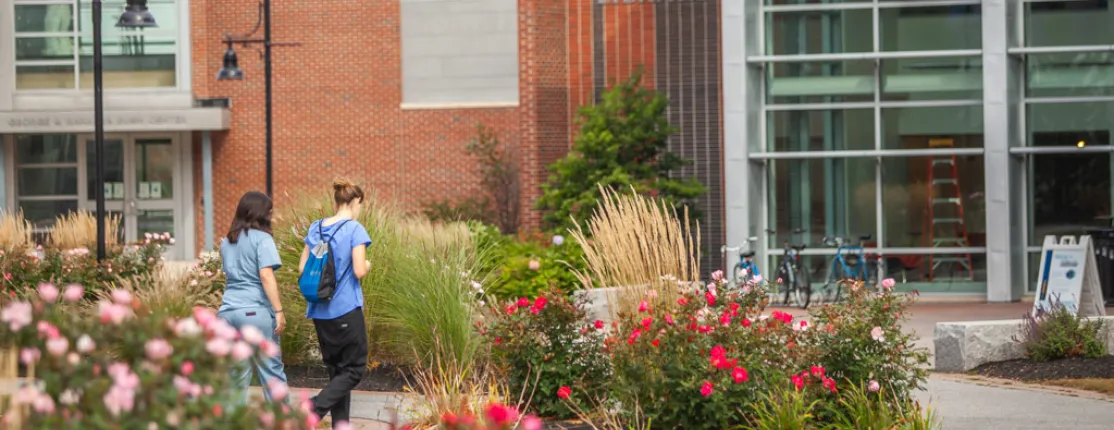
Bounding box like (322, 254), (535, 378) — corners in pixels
(401, 0), (519, 106)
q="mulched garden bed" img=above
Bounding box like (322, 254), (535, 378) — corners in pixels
(285, 363), (415, 392)
(972, 355), (1114, 381)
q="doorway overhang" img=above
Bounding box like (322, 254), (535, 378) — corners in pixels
(0, 107), (230, 134)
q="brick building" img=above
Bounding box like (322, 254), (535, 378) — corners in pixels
(1, 0), (725, 271)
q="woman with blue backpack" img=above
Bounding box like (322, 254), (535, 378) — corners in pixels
(298, 179), (373, 427)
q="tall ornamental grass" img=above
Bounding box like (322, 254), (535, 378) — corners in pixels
(571, 186), (701, 317)
(0, 210), (33, 254)
(271, 190), (482, 369)
(50, 211), (121, 250)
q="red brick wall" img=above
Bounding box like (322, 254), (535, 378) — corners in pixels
(189, 0), (525, 250)
(517, 0), (570, 231)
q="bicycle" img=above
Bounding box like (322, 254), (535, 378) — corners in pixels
(720, 237), (760, 290)
(819, 235), (885, 304)
(767, 228), (811, 308)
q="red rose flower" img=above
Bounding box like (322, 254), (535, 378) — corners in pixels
(732, 366), (749, 383)
(517, 298), (530, 307)
(791, 374), (805, 391)
(704, 292), (716, 307)
(594, 320), (605, 330)
(651, 339), (660, 347)
(700, 381), (714, 397)
(641, 317), (653, 330)
(810, 365), (825, 378)
(638, 300), (649, 313)
(741, 318), (752, 328)
(533, 297), (548, 310)
(557, 386), (572, 400)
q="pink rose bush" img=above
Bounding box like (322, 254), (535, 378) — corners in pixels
(0, 287), (309, 429)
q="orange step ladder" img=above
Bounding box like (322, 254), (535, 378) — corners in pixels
(923, 138), (974, 281)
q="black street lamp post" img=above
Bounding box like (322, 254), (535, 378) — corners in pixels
(94, 0), (158, 262)
(217, 0), (299, 198)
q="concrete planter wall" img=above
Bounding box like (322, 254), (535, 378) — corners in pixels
(934, 316), (1114, 372)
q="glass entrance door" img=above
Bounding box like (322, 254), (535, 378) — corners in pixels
(80, 135), (179, 257)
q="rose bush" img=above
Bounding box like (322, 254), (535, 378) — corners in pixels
(0, 285), (312, 429)
(1, 234), (170, 300)
(481, 290), (610, 418)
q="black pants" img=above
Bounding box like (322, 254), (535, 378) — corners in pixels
(312, 308), (369, 426)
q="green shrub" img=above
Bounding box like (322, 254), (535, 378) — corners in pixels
(471, 224), (587, 300)
(482, 290), (610, 419)
(808, 281), (930, 406)
(0, 287), (309, 429)
(1016, 297), (1107, 362)
(1, 239), (168, 300)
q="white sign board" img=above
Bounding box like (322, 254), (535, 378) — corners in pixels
(1033, 235), (1107, 317)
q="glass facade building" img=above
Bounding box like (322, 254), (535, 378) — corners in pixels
(723, 0), (1114, 300)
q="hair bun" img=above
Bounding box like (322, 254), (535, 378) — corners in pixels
(333, 178), (355, 191)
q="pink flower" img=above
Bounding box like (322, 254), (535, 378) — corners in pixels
(180, 361), (195, 376)
(12, 385), (39, 405)
(75, 334), (95, 354)
(173, 375), (196, 396)
(174, 318), (202, 338)
(1, 301), (33, 332)
(144, 339), (173, 361)
(37, 283), (59, 303)
(516, 298), (531, 308)
(868, 380), (881, 392)
(528, 260), (541, 271)
(777, 277), (783, 284)
(810, 365), (825, 377)
(557, 386), (572, 400)
(19, 348), (40, 365)
(641, 317), (653, 330)
(110, 289), (133, 305)
(206, 338), (232, 357)
(46, 337), (69, 357)
(871, 326), (885, 342)
(752, 275), (763, 283)
(259, 412), (276, 427)
(98, 302), (130, 325)
(792, 374), (805, 391)
(37, 321), (60, 339)
(231, 341), (254, 362)
(485, 403), (520, 425)
(638, 300), (649, 312)
(522, 416), (543, 430)
(700, 381), (714, 397)
(104, 385), (136, 416)
(881, 278), (896, 290)
(306, 413), (321, 429)
(32, 393), (55, 414)
(260, 340), (281, 358)
(240, 325), (265, 345)
(192, 307), (218, 329)
(532, 297), (548, 311)
(732, 367), (749, 383)
(210, 320), (239, 341)
(62, 285), (84, 302)
(711, 270), (724, 282)
(268, 379), (290, 401)
(665, 314), (675, 325)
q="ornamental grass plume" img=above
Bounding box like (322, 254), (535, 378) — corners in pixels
(0, 210), (33, 254)
(50, 211), (121, 251)
(570, 185), (701, 318)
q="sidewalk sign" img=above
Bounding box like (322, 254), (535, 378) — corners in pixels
(1033, 235), (1107, 317)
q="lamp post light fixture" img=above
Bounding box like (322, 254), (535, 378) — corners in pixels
(93, 0), (158, 262)
(217, 1), (300, 198)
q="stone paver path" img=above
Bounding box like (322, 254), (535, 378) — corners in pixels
(918, 375), (1114, 429)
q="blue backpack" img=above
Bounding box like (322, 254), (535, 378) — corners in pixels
(299, 219), (351, 304)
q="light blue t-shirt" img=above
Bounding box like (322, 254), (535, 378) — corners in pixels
(219, 229), (282, 313)
(304, 219), (372, 320)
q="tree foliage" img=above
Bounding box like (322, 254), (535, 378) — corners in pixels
(536, 71), (706, 231)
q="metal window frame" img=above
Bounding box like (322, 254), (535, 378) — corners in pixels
(761, 0), (983, 13)
(750, 148), (985, 160)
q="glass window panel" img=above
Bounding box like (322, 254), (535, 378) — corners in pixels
(19, 200), (79, 231)
(86, 140), (126, 201)
(16, 65), (76, 90)
(765, 9), (873, 56)
(1027, 102), (1114, 148)
(17, 168), (79, 197)
(77, 1), (177, 89)
(767, 60), (875, 104)
(880, 5), (982, 51)
(768, 158), (876, 249)
(881, 155), (985, 248)
(15, 135), (79, 164)
(1025, 0), (1114, 47)
(765, 0), (870, 4)
(876, 252), (987, 293)
(1025, 53), (1114, 98)
(137, 210), (174, 239)
(15, 37), (76, 61)
(135, 139), (175, 200)
(767, 109), (874, 152)
(881, 106), (984, 150)
(15, 4), (75, 33)
(881, 57), (982, 101)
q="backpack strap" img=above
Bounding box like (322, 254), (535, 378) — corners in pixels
(319, 219), (354, 284)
